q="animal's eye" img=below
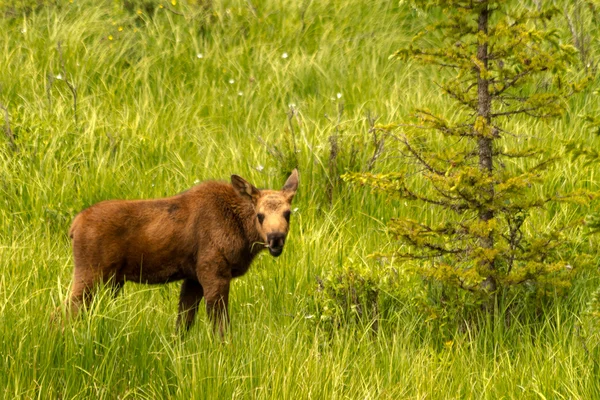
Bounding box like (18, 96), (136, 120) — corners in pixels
(257, 213), (265, 224)
(283, 210), (291, 222)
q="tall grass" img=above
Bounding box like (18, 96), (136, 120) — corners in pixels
(1, 0), (599, 398)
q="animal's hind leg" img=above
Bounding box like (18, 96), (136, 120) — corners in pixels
(176, 279), (204, 333)
(66, 266), (100, 317)
(67, 266), (122, 317)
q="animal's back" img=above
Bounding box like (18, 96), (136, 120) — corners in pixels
(68, 181), (249, 283)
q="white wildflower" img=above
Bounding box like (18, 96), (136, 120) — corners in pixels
(282, 52), (289, 59)
(337, 92), (342, 99)
(196, 53), (203, 59)
(229, 79), (235, 84)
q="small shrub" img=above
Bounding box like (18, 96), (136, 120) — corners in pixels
(312, 260), (410, 333)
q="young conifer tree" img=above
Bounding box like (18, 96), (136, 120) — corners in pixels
(344, 1), (594, 302)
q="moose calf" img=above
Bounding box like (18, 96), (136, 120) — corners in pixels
(66, 170), (299, 335)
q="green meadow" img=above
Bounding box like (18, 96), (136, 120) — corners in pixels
(1, 0), (600, 398)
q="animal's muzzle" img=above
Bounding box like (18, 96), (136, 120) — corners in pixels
(267, 233), (286, 257)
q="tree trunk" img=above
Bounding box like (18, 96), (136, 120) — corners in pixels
(476, 1), (496, 292)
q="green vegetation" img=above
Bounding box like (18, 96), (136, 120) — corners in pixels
(343, 0), (597, 325)
(1, 0), (599, 398)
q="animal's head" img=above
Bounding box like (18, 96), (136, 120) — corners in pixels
(231, 169), (299, 257)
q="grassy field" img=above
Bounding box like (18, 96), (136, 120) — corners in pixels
(1, 0), (600, 398)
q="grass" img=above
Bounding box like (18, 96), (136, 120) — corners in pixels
(1, 0), (600, 398)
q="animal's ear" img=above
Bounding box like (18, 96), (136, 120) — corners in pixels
(231, 175), (261, 203)
(282, 169), (299, 202)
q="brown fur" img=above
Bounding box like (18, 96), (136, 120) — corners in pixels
(66, 170), (299, 335)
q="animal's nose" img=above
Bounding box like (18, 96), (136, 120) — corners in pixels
(267, 233), (286, 257)
(267, 233), (286, 250)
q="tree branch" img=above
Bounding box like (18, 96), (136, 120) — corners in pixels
(365, 111), (385, 171)
(392, 133), (446, 176)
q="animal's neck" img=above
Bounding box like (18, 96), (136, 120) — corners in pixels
(232, 198), (264, 255)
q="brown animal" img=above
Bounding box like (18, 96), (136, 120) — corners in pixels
(66, 170), (299, 335)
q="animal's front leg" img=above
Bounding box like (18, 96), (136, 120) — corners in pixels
(197, 254), (232, 338)
(202, 277), (230, 338)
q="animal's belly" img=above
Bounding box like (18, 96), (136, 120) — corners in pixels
(119, 253), (194, 284)
(123, 268), (187, 284)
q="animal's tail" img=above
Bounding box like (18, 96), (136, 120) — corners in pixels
(69, 214), (81, 239)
